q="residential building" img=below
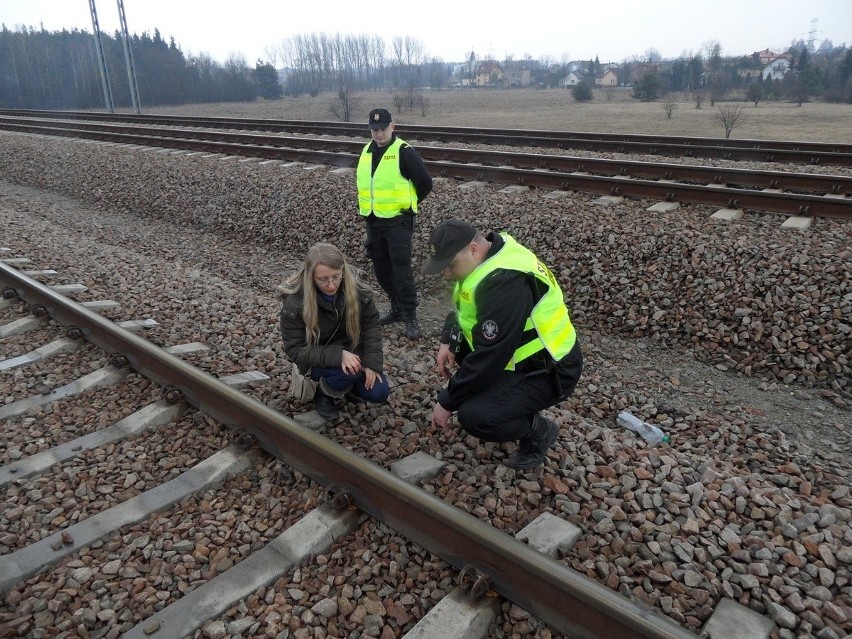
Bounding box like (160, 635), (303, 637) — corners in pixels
(596, 69), (618, 86)
(563, 70), (588, 86)
(763, 56), (791, 80)
(475, 61), (504, 87)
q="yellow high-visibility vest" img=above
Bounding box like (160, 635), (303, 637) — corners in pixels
(453, 233), (576, 369)
(357, 138), (418, 218)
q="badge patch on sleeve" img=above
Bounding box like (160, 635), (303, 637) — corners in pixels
(481, 319), (499, 341)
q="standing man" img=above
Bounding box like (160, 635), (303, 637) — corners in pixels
(423, 219), (583, 470)
(357, 108), (432, 340)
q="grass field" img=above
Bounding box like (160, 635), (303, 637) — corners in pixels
(148, 88), (852, 143)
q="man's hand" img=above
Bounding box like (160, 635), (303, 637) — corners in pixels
(430, 402), (453, 429)
(436, 343), (457, 380)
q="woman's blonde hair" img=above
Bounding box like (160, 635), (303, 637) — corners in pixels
(278, 243), (363, 348)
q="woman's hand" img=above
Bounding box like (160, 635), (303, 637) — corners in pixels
(363, 367), (379, 390)
(341, 350), (362, 375)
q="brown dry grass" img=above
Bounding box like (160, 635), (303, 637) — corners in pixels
(148, 88), (852, 143)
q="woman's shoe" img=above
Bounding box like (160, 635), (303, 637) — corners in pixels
(315, 391), (339, 421)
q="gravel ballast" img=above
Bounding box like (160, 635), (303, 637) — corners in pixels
(0, 130), (849, 638)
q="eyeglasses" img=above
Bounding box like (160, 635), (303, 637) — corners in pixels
(315, 273), (343, 286)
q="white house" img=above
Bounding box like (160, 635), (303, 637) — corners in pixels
(763, 56), (791, 80)
(563, 70), (587, 86)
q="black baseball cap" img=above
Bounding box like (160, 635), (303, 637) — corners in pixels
(422, 220), (477, 274)
(368, 108), (392, 129)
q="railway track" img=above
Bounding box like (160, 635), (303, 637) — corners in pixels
(0, 259), (705, 638)
(2, 108), (851, 166)
(1, 119), (850, 639)
(0, 115), (849, 220)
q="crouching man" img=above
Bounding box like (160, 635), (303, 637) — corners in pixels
(423, 219), (583, 470)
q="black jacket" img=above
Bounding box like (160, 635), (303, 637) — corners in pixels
(437, 233), (580, 411)
(280, 286), (383, 374)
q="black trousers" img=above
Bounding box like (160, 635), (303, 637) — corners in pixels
(364, 213), (417, 314)
(456, 341), (583, 443)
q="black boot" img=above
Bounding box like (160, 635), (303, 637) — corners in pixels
(403, 312), (421, 340)
(506, 414), (559, 470)
(379, 306), (403, 325)
(314, 390), (339, 421)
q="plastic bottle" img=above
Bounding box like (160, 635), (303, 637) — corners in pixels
(616, 411), (670, 445)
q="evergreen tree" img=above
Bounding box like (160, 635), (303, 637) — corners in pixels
(669, 58), (686, 91)
(571, 81), (593, 101)
(631, 72), (659, 101)
(788, 47), (822, 105)
(0, 25), (261, 109)
(685, 55), (703, 92)
(840, 48), (852, 85)
(254, 61), (282, 99)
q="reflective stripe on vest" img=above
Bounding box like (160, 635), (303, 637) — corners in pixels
(453, 234), (576, 370)
(357, 138), (418, 218)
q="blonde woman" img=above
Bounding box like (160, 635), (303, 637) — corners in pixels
(279, 243), (390, 420)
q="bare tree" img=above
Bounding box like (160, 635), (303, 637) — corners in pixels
(391, 35), (427, 100)
(716, 104), (745, 138)
(703, 40), (724, 105)
(662, 94), (677, 118)
(416, 92), (430, 116)
(392, 92), (405, 113)
(361, 35), (386, 90)
(262, 43), (280, 68)
(329, 85), (361, 122)
(703, 40), (722, 74)
(745, 82), (764, 106)
(278, 35), (322, 96)
(644, 47), (662, 63)
(709, 75), (728, 106)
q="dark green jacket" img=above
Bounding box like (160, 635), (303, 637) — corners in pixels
(280, 286), (383, 374)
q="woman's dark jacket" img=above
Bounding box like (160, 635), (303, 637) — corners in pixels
(280, 286), (383, 375)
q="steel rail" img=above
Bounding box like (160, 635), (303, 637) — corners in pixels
(430, 162), (851, 219)
(2, 107), (850, 153)
(2, 116), (850, 196)
(2, 120), (849, 219)
(0, 262), (699, 639)
(1, 108), (850, 166)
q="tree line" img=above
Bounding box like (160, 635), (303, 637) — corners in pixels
(269, 33), (445, 96)
(0, 25), (441, 110)
(0, 25), (281, 109)
(627, 43), (852, 105)
(2, 25), (850, 111)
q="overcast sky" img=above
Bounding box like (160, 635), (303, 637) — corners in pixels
(2, 0), (850, 65)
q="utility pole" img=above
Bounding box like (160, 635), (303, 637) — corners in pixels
(807, 18), (818, 52)
(87, 0), (114, 112)
(117, 0), (141, 113)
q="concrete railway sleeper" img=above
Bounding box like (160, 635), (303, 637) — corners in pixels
(1, 170), (847, 639)
(0, 117), (850, 219)
(0, 252), (772, 637)
(2, 115), (851, 196)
